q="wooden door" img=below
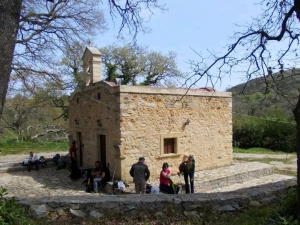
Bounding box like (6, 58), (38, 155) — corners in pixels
(98, 135), (106, 166)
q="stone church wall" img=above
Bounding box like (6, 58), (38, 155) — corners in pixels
(118, 86), (232, 183)
(69, 84), (232, 183)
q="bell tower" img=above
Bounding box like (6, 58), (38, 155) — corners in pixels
(82, 47), (102, 86)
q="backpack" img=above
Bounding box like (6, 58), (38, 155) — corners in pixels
(82, 168), (93, 183)
(39, 156), (47, 167)
(145, 183), (152, 194)
(179, 160), (195, 173)
(22, 158), (29, 166)
(100, 166), (111, 186)
(150, 186), (160, 194)
(85, 177), (93, 193)
(179, 161), (187, 173)
(53, 154), (60, 165)
(112, 181), (126, 194)
(170, 179), (180, 194)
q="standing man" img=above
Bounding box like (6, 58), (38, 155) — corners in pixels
(130, 157), (150, 194)
(27, 151), (39, 172)
(178, 155), (195, 194)
(69, 140), (80, 180)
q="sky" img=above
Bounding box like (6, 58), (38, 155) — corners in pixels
(95, 0), (262, 91)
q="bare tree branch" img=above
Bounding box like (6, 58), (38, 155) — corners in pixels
(186, 0), (300, 219)
(107, 0), (166, 39)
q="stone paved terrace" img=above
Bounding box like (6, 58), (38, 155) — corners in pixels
(0, 152), (297, 218)
(0, 161), (295, 198)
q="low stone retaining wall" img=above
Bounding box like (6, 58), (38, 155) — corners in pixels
(18, 180), (295, 219)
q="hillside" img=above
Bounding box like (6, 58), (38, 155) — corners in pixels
(228, 69), (300, 120)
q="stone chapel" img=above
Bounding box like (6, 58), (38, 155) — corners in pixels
(68, 47), (232, 182)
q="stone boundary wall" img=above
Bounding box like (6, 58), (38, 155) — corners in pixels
(19, 181), (295, 219)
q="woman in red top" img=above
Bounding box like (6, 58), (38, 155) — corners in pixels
(159, 163), (177, 194)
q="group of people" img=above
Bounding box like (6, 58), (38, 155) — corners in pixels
(130, 155), (195, 194)
(68, 140), (195, 194)
(24, 151), (47, 172)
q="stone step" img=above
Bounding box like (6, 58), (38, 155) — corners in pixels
(171, 162), (275, 192)
(203, 173), (296, 193)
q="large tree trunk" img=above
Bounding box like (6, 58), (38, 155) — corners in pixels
(293, 93), (300, 220)
(0, 0), (22, 130)
(294, 2), (300, 220)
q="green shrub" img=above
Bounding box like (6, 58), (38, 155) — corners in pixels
(0, 187), (31, 225)
(0, 140), (68, 155)
(233, 115), (296, 152)
(275, 185), (298, 224)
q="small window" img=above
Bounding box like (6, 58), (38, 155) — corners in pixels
(164, 138), (175, 154)
(97, 93), (101, 100)
(160, 133), (180, 156)
(76, 97), (79, 103)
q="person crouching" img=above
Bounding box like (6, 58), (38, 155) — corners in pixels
(160, 163), (179, 194)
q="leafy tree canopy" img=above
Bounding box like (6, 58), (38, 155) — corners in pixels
(100, 44), (184, 87)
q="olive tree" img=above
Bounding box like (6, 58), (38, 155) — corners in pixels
(3, 91), (68, 141)
(0, 0), (165, 127)
(101, 44), (183, 86)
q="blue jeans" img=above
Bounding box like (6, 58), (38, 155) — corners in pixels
(93, 177), (102, 192)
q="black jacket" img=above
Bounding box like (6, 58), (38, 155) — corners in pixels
(129, 162), (150, 183)
(100, 166), (111, 186)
